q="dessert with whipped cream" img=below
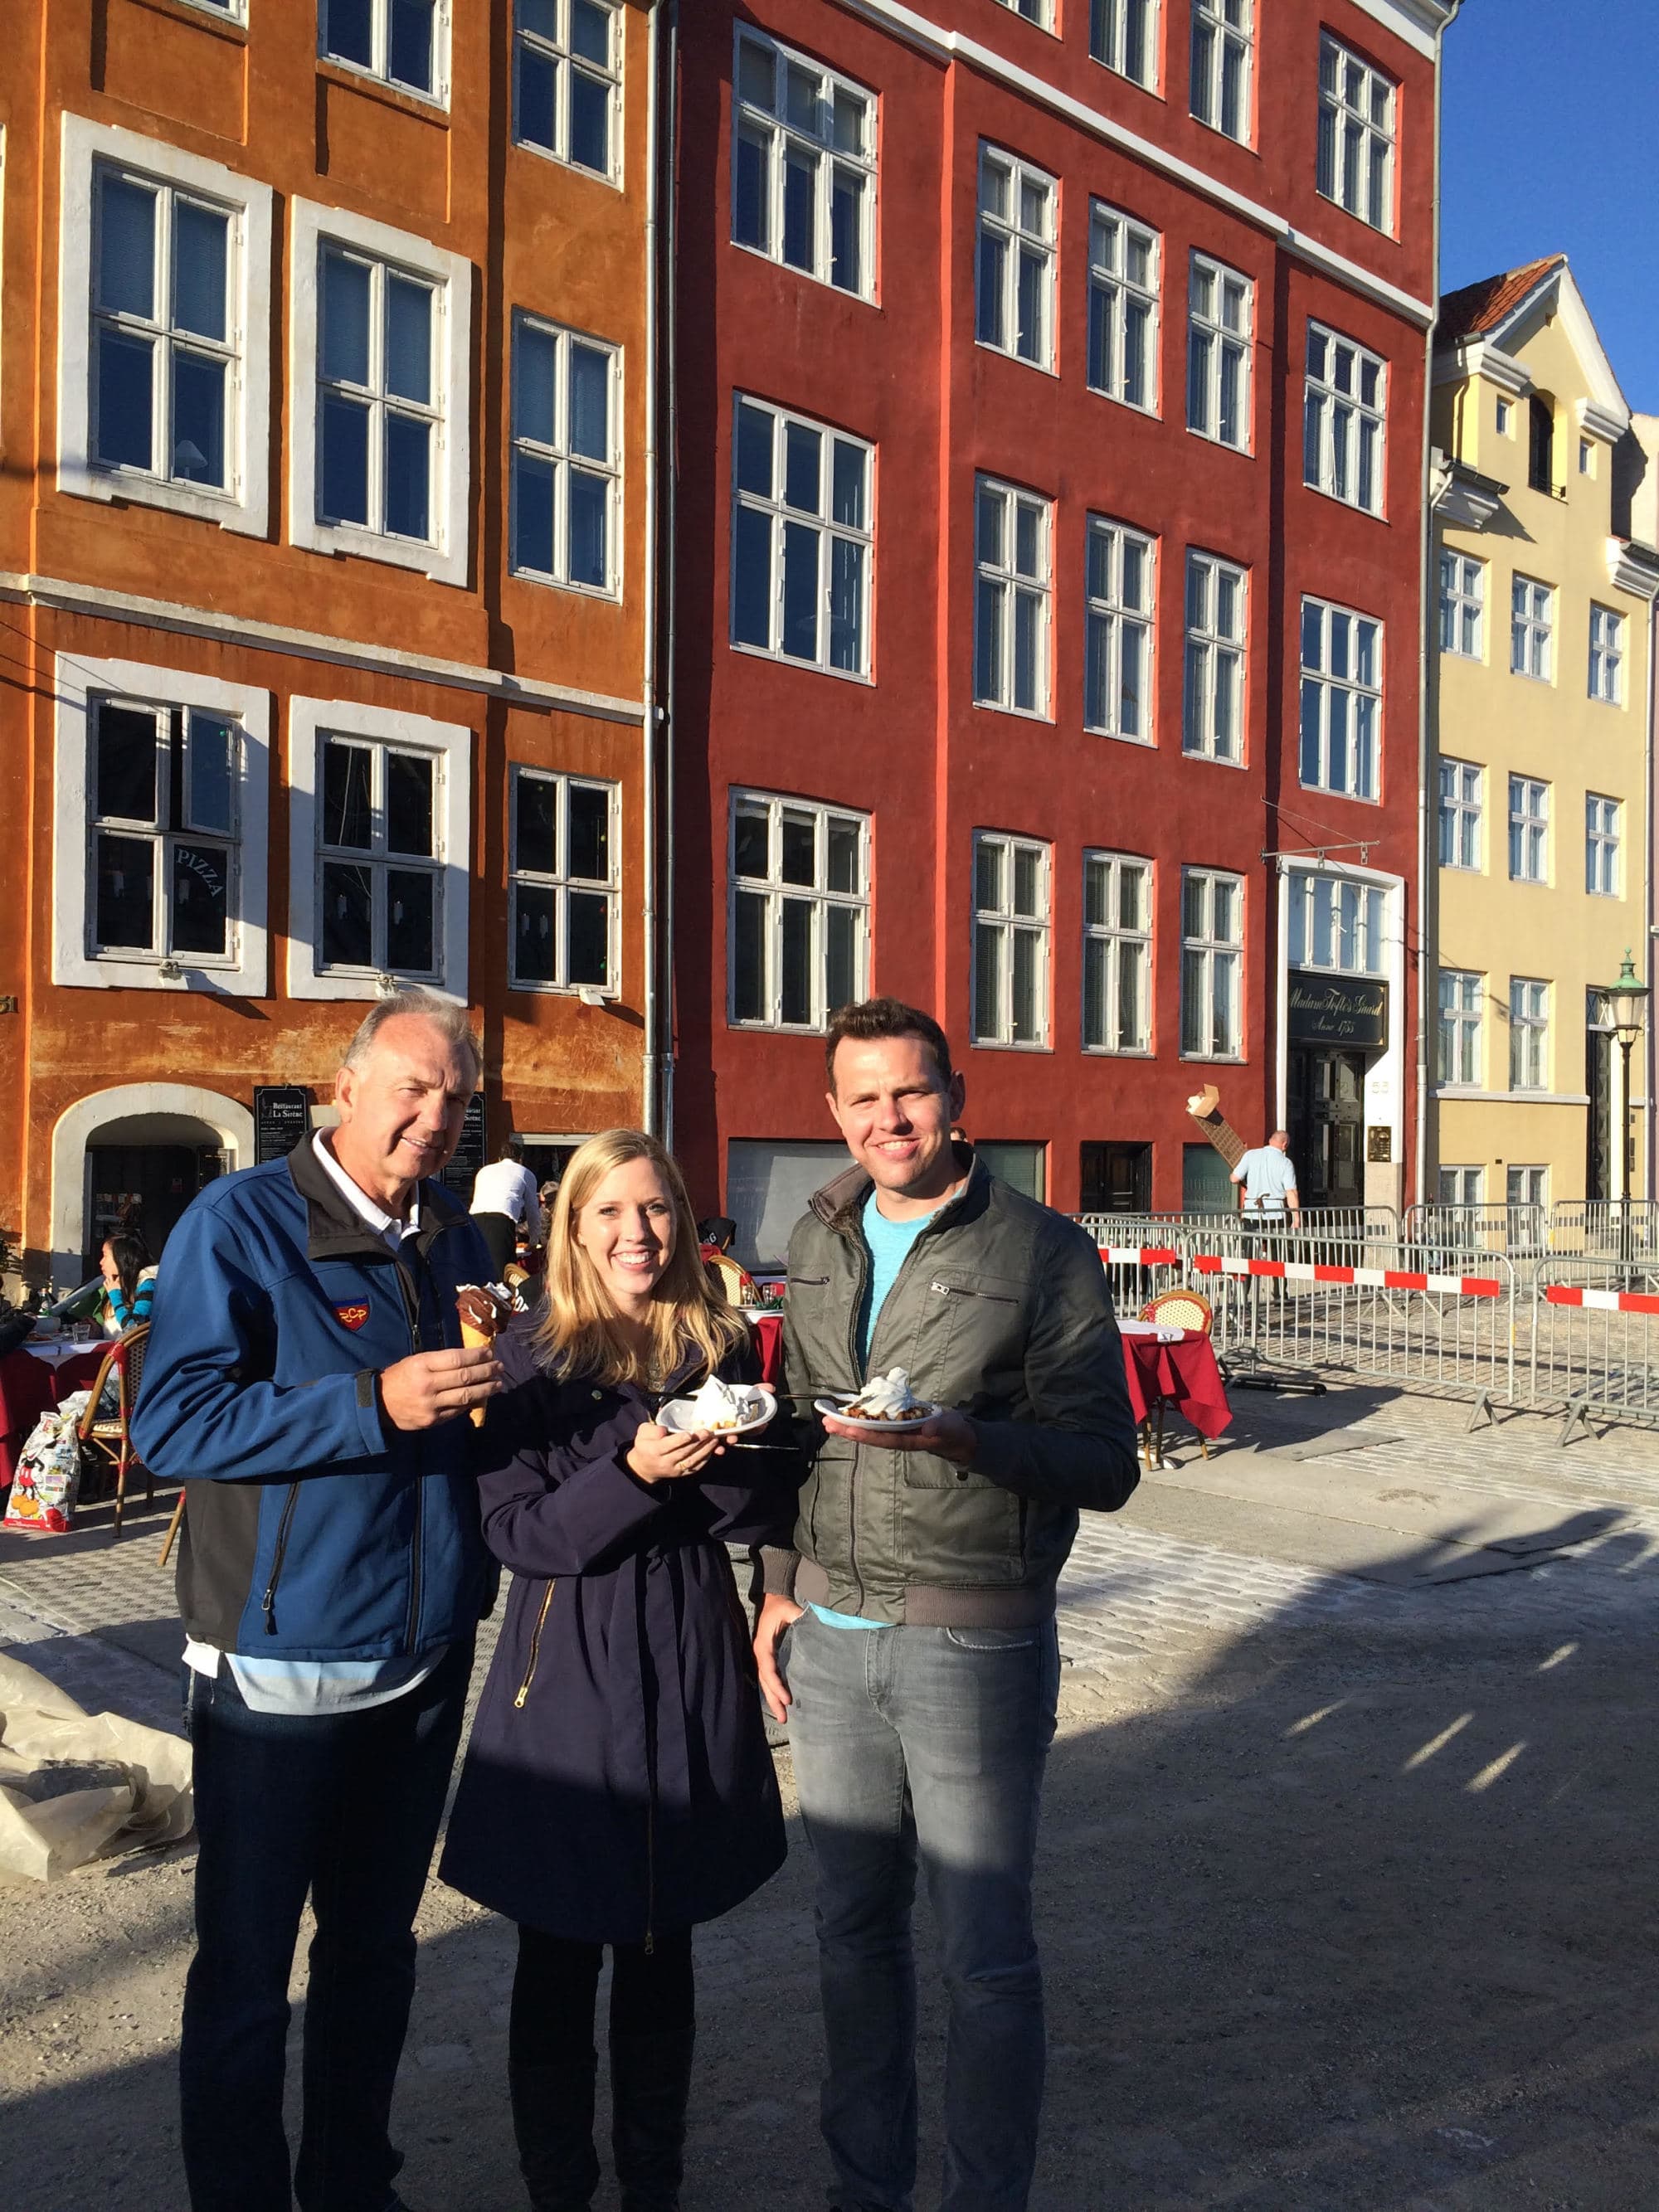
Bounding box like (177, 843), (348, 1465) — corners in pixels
(684, 1373), (757, 1431)
(456, 1282), (514, 1427)
(843, 1368), (928, 1423)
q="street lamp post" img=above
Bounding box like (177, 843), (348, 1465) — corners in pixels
(1603, 950), (1648, 1279)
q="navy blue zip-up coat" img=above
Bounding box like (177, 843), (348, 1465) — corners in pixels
(132, 1140), (495, 1660)
(440, 1330), (803, 1944)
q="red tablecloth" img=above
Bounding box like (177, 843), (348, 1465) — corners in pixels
(750, 1311), (785, 1387)
(1121, 1329), (1232, 1442)
(0, 1346), (106, 1487)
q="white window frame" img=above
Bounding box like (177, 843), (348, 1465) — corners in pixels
(729, 396), (873, 680)
(1586, 794), (1620, 898)
(1437, 969), (1483, 1087)
(1082, 850), (1152, 1055)
(1588, 604), (1624, 704)
(1090, 0), (1158, 89)
(971, 831), (1052, 1050)
(509, 313), (622, 598)
(975, 144), (1057, 374)
(727, 790), (871, 1033)
(1186, 252), (1252, 452)
(1287, 872), (1388, 977)
(1509, 977), (1549, 1091)
(1087, 202), (1160, 414)
(1180, 867), (1243, 1060)
(319, 0), (451, 107)
(57, 116), (273, 535)
(1507, 1164), (1548, 1211)
(1439, 1165), (1484, 1208)
(731, 27), (876, 301)
(1299, 597), (1382, 801)
(974, 477), (1053, 721)
(995, 0), (1053, 26)
(1508, 775), (1549, 885)
(182, 0), (248, 18)
(286, 697), (471, 1003)
(289, 198), (472, 587)
(1183, 551), (1247, 764)
(508, 766), (621, 997)
(1438, 758), (1481, 871)
(1085, 516), (1155, 744)
(1439, 552), (1483, 659)
(1316, 32), (1395, 234)
(1190, 0), (1252, 143)
(51, 653), (270, 995)
(515, 0), (623, 187)
(1510, 575), (1553, 681)
(1304, 323), (1385, 515)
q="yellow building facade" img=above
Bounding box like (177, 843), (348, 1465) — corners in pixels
(1428, 256), (1658, 1222)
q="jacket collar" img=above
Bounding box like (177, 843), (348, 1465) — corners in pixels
(287, 1133), (469, 1266)
(810, 1142), (990, 1240)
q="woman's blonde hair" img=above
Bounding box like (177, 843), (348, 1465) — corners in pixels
(533, 1129), (745, 1388)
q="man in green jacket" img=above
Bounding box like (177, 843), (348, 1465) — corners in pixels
(755, 998), (1139, 2212)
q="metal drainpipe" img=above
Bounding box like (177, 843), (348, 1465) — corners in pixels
(659, 0), (680, 1150)
(640, 0), (664, 1135)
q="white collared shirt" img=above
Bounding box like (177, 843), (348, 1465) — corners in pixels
(311, 1130), (422, 1252)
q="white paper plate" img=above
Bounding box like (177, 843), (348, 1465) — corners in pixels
(814, 1393), (940, 1433)
(658, 1385), (776, 1438)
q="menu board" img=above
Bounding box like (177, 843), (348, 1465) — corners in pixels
(441, 1094), (487, 1196)
(254, 1086), (312, 1164)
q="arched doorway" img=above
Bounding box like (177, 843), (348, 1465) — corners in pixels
(50, 1086), (256, 1289)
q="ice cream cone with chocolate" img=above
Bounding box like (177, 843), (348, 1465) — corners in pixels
(456, 1282), (513, 1425)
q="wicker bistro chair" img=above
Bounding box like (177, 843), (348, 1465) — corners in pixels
(1135, 1291), (1215, 1466)
(75, 1323), (152, 1538)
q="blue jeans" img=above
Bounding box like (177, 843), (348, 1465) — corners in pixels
(178, 1640), (473, 2212)
(784, 1610), (1061, 2212)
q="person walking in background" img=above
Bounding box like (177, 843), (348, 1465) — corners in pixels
(1231, 1129), (1301, 1235)
(132, 989), (506, 2212)
(752, 997), (1140, 2212)
(472, 1132), (544, 1277)
(97, 1228), (156, 1334)
(441, 1130), (802, 2212)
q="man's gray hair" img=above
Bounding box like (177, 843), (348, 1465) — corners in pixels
(342, 989), (482, 1086)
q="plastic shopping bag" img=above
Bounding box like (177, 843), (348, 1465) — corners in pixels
(2, 1401), (86, 1535)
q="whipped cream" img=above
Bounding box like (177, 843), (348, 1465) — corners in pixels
(844, 1368), (926, 1422)
(686, 1374), (751, 1428)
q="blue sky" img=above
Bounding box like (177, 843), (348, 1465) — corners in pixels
(1439, 0), (1659, 411)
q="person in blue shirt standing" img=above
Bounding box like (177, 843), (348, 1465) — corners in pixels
(134, 989), (507, 2212)
(1230, 1130), (1301, 1235)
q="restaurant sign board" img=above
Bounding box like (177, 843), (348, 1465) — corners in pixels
(1287, 971), (1388, 1049)
(254, 1085), (311, 1164)
(440, 1093), (488, 1196)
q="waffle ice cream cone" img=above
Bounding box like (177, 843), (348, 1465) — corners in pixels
(456, 1283), (513, 1425)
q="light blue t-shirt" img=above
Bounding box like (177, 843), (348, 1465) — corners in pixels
(811, 1190), (941, 1632)
(1233, 1145), (1299, 1217)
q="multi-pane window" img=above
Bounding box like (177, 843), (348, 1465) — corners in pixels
(1190, 0), (1251, 142)
(1183, 553), (1246, 762)
(1507, 1164), (1547, 1211)
(1439, 552), (1483, 658)
(1087, 204), (1159, 411)
(316, 734), (444, 979)
(1186, 255), (1251, 450)
(1437, 970), (1482, 1085)
(86, 696), (241, 965)
(1091, 0), (1157, 86)
(1511, 576), (1553, 680)
(732, 31), (875, 299)
(975, 147), (1056, 371)
(973, 834), (1050, 1047)
(1303, 325), (1384, 514)
(1509, 978), (1549, 1091)
(1438, 1165), (1483, 1208)
(975, 479), (1051, 717)
(317, 244), (441, 545)
(1586, 795), (1620, 897)
(509, 768), (618, 993)
(1288, 875), (1387, 975)
(730, 795), (868, 1030)
(511, 316), (619, 594)
(1085, 519), (1154, 741)
(1316, 34), (1395, 232)
(1588, 605), (1623, 703)
(1082, 852), (1152, 1053)
(1299, 599), (1381, 800)
(995, 0), (1051, 22)
(91, 161), (239, 493)
(1508, 775), (1548, 883)
(1438, 758), (1481, 870)
(516, 0), (620, 180)
(320, 0), (443, 100)
(1180, 869), (1243, 1057)
(731, 397), (872, 678)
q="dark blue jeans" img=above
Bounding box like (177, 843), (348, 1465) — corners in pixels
(178, 1640), (473, 2212)
(784, 1611), (1062, 2212)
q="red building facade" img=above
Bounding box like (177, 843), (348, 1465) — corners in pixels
(671, 0), (1449, 1261)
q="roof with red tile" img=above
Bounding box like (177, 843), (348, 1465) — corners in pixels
(1438, 255), (1566, 345)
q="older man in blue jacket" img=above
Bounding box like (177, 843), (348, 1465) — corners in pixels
(134, 989), (506, 2212)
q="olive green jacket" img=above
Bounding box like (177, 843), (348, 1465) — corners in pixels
(765, 1151), (1139, 1627)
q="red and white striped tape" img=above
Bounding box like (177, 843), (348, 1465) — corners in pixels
(1097, 1247), (1502, 1298)
(1543, 1285), (1659, 1317)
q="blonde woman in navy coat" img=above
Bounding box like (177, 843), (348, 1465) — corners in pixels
(441, 1130), (801, 2212)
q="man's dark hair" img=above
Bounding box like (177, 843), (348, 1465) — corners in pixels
(503, 1135), (525, 1160)
(825, 999), (954, 1092)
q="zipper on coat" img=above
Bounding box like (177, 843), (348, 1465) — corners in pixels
(843, 1238), (871, 1616)
(929, 1279), (1017, 1305)
(513, 1579), (557, 1707)
(260, 1482), (304, 1635)
(395, 1252), (426, 1651)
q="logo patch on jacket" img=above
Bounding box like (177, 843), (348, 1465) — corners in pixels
(333, 1301), (370, 1332)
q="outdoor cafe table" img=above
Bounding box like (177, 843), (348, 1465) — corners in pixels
(1118, 1320), (1232, 1461)
(0, 1340), (106, 1489)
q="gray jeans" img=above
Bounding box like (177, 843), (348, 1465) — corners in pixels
(783, 1607), (1062, 2212)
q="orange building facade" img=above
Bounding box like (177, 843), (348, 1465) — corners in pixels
(1, 0), (663, 1286)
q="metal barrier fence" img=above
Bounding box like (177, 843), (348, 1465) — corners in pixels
(1402, 1202), (1548, 1259)
(1528, 1264), (1659, 1440)
(1547, 1198), (1659, 1262)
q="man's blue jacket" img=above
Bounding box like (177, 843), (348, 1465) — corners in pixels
(133, 1140), (496, 1661)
